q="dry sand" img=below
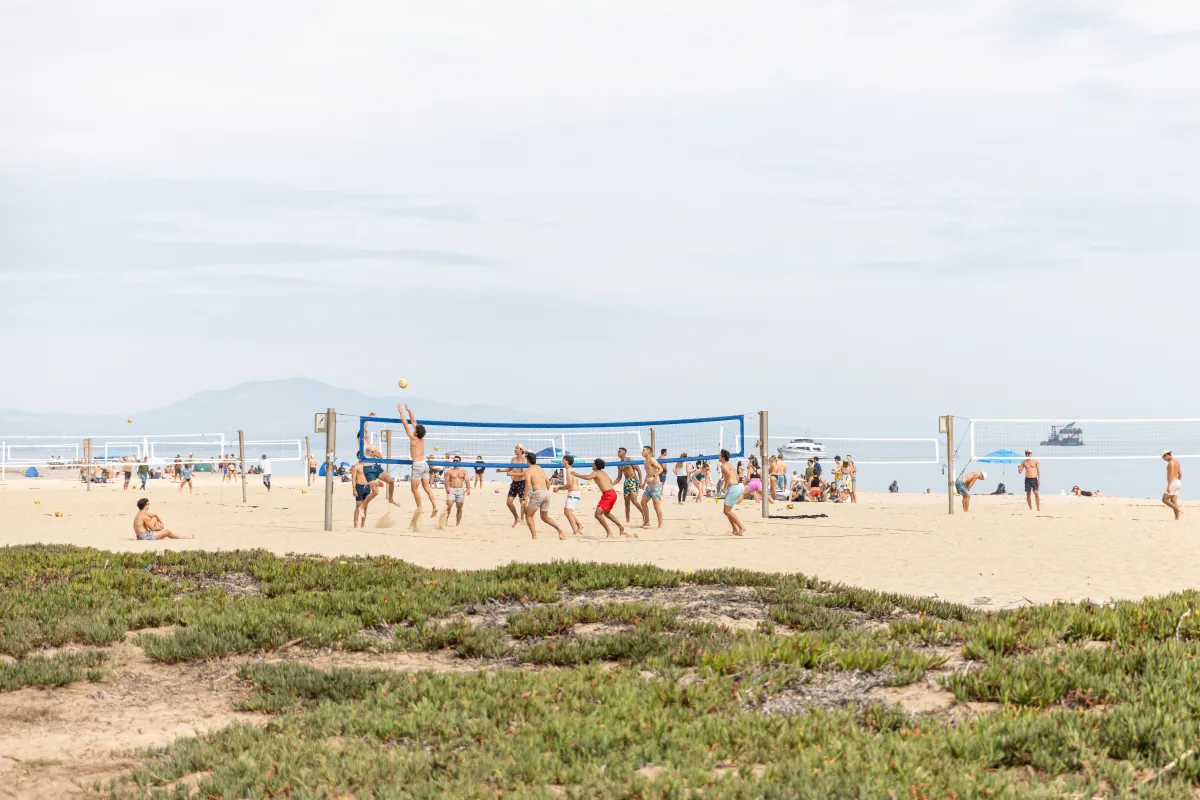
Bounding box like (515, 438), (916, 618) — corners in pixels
(2, 472), (1195, 610)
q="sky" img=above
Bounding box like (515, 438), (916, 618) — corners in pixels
(3, 0), (1200, 438)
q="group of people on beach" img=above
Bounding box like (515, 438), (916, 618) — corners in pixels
(347, 405), (786, 538)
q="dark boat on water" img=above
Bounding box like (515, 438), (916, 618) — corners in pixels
(1040, 423), (1083, 447)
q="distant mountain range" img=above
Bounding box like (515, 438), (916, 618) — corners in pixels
(0, 378), (561, 440)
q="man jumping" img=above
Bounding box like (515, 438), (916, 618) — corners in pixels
(1017, 450), (1041, 511)
(397, 403), (438, 530)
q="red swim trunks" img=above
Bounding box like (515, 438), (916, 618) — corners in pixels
(597, 489), (617, 511)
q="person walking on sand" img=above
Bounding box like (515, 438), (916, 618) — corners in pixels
(308, 454), (318, 482)
(718, 450), (746, 536)
(615, 447), (643, 523)
(137, 458), (150, 491)
(501, 444), (527, 527)
(522, 452), (565, 540)
(673, 453), (691, 503)
(955, 470), (987, 512)
(440, 456), (471, 529)
(350, 460), (377, 529)
(259, 454), (272, 492)
(553, 454), (584, 535)
(638, 445), (664, 529)
(1017, 450), (1041, 511)
(473, 456), (486, 490)
(569, 458), (629, 538)
(1162, 450), (1183, 520)
(133, 498), (193, 541)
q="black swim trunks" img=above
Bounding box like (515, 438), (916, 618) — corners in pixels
(1024, 477), (1040, 492)
(355, 483), (371, 502)
(508, 480), (526, 499)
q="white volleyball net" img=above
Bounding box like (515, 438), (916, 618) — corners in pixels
(969, 419), (1200, 461)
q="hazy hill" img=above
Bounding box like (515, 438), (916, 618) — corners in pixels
(0, 378), (557, 440)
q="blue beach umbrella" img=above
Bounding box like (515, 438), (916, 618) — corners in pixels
(978, 449), (1023, 464)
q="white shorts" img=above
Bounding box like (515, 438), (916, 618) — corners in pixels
(410, 461), (428, 481)
(449, 487), (465, 504)
(564, 492), (581, 511)
(1168, 479), (1182, 497)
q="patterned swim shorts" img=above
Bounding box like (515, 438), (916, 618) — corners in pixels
(623, 477), (639, 496)
(642, 482), (662, 501)
(508, 480), (527, 499)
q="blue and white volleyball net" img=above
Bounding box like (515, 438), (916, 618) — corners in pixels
(357, 414), (746, 470)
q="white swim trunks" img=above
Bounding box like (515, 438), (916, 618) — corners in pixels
(410, 460), (428, 481)
(449, 487), (465, 504)
(526, 489), (550, 512)
(1168, 479), (1182, 497)
(564, 491), (581, 510)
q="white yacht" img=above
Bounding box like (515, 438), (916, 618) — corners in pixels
(777, 438), (826, 459)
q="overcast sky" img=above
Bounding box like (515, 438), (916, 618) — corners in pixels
(3, 1), (1199, 434)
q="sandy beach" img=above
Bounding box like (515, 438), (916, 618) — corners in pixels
(2, 472), (1194, 610)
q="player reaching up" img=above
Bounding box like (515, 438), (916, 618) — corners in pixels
(570, 458), (630, 538)
(397, 403), (438, 530)
(553, 454), (584, 535)
(522, 453), (565, 540)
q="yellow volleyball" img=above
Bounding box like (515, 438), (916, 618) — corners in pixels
(397, 379), (409, 389)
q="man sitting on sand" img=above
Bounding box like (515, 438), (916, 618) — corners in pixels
(955, 471), (987, 512)
(440, 456), (471, 529)
(569, 458), (628, 538)
(719, 449), (746, 536)
(133, 498), (192, 540)
(1162, 450), (1183, 520)
(522, 452), (565, 540)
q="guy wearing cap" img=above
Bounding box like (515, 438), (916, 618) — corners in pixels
(955, 470), (987, 512)
(1017, 450), (1041, 511)
(1162, 450), (1183, 520)
(259, 454), (272, 492)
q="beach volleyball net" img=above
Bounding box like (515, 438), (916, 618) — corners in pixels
(0, 432), (305, 477)
(357, 414), (746, 469)
(968, 419), (1200, 461)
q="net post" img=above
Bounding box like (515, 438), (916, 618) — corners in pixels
(941, 415), (954, 515)
(759, 410), (769, 519)
(238, 430), (247, 503)
(324, 408), (336, 532)
(650, 428), (656, 455)
(304, 436), (312, 487)
(84, 437), (92, 492)
(1, 439), (5, 482)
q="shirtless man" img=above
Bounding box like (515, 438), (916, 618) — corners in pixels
(1162, 450), (1183, 520)
(614, 447), (643, 523)
(502, 444), (527, 527)
(718, 449), (746, 536)
(1017, 450), (1041, 511)
(954, 470), (987, 512)
(122, 458), (133, 491)
(638, 446), (664, 528)
(397, 403), (438, 530)
(552, 454), (584, 535)
(350, 460), (377, 529)
(133, 498), (192, 540)
(440, 456), (471, 529)
(308, 454), (318, 482)
(569, 458), (628, 538)
(522, 453), (565, 540)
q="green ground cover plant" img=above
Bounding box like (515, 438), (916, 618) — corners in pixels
(4, 545), (1200, 797)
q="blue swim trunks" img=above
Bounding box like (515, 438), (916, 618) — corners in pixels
(724, 483), (744, 507)
(355, 484), (372, 502)
(643, 482), (662, 501)
(954, 479), (968, 496)
(363, 464), (383, 483)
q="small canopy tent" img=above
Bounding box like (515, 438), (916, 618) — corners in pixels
(24, 467), (39, 478)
